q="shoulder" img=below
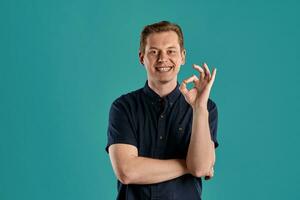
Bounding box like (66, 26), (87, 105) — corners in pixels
(110, 87), (144, 114)
(112, 88), (143, 106)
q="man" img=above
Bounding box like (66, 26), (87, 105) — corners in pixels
(106, 21), (218, 200)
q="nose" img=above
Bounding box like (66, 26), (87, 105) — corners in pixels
(158, 51), (168, 63)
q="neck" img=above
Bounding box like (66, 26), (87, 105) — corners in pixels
(148, 79), (177, 97)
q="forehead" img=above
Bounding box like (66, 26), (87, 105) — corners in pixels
(145, 31), (180, 49)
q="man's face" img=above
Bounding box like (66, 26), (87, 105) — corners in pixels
(139, 31), (186, 85)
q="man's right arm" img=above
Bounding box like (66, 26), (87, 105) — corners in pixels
(108, 144), (188, 185)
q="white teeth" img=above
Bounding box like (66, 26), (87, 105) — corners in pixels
(156, 67), (172, 72)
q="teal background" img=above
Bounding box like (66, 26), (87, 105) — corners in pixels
(1, 0), (300, 199)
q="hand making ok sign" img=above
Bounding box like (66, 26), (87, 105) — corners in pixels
(179, 63), (217, 110)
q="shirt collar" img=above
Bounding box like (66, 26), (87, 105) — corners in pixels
(142, 80), (181, 105)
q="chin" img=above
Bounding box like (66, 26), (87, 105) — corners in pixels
(158, 80), (171, 84)
(157, 77), (176, 84)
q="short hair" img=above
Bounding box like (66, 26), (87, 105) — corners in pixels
(139, 21), (184, 54)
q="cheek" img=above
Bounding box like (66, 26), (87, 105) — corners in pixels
(171, 55), (183, 65)
(173, 58), (183, 66)
(143, 58), (151, 66)
(145, 56), (156, 64)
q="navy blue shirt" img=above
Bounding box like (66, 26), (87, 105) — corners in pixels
(106, 81), (219, 200)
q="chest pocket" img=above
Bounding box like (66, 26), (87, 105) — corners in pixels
(175, 122), (191, 140)
(177, 126), (185, 137)
(167, 123), (191, 158)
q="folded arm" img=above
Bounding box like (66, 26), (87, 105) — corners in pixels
(108, 144), (188, 185)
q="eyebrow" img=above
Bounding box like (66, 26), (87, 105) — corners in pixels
(148, 46), (178, 50)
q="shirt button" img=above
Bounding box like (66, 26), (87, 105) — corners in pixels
(159, 136), (163, 140)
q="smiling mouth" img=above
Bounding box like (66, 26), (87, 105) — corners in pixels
(155, 66), (173, 72)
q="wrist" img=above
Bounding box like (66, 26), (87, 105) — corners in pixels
(191, 99), (208, 111)
(192, 105), (208, 113)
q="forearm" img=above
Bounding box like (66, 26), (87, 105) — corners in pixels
(121, 157), (188, 185)
(186, 107), (215, 177)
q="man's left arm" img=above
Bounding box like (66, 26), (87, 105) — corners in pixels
(179, 62), (217, 179)
(186, 106), (215, 178)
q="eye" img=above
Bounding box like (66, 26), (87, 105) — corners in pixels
(167, 50), (177, 54)
(149, 50), (158, 55)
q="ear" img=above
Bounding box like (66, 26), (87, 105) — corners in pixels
(181, 49), (186, 65)
(139, 51), (144, 65)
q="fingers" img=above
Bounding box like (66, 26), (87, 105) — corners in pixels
(186, 63), (217, 90)
(193, 64), (205, 80)
(193, 63), (213, 82)
(199, 62), (217, 86)
(179, 75), (199, 95)
(203, 63), (211, 79)
(208, 68), (217, 87)
(184, 74), (199, 84)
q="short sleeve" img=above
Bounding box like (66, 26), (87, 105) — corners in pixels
(208, 99), (219, 148)
(105, 98), (137, 153)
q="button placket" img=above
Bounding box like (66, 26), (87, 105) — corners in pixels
(158, 112), (165, 142)
(156, 98), (168, 158)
